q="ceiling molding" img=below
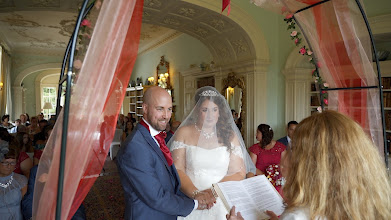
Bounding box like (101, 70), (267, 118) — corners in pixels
(142, 0), (259, 64)
(14, 62), (62, 86)
(138, 31), (183, 56)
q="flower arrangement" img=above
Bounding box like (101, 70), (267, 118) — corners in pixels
(265, 164), (285, 187)
(72, 0), (102, 84)
(284, 14), (328, 110)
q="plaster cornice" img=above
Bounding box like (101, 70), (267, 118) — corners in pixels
(14, 63), (62, 86)
(138, 31), (183, 55)
(180, 59), (270, 77)
(12, 48), (65, 57)
(282, 68), (313, 80)
(184, 0), (269, 61)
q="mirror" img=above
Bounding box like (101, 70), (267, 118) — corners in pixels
(226, 85), (242, 116)
(156, 56), (171, 91)
(222, 72), (246, 137)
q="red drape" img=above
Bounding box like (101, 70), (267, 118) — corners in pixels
(32, 0), (144, 219)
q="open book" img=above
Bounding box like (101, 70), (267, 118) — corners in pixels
(212, 175), (285, 220)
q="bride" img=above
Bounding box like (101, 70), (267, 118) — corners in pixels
(168, 86), (255, 219)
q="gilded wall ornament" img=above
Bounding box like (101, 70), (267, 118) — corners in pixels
(144, 0), (162, 8)
(194, 26), (208, 38)
(31, 0), (59, 7)
(143, 11), (151, 18)
(209, 19), (225, 31)
(1, 13), (40, 27)
(140, 33), (152, 41)
(57, 19), (76, 37)
(163, 17), (180, 26)
(216, 47), (229, 58)
(232, 39), (248, 53)
(178, 8), (196, 17)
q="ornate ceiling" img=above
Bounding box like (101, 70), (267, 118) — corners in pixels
(0, 0), (256, 64)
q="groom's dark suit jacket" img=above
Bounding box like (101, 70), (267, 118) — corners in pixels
(117, 123), (194, 220)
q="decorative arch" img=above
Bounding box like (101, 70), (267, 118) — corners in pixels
(186, 0), (269, 62)
(34, 69), (61, 115)
(12, 63), (61, 118)
(13, 63), (62, 86)
(143, 0), (269, 64)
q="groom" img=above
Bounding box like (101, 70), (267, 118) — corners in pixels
(117, 86), (197, 219)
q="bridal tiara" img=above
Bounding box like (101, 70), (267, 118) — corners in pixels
(199, 90), (218, 97)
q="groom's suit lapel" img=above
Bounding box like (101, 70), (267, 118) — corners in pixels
(138, 124), (175, 178)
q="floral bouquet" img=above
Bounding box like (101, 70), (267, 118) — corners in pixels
(265, 164), (285, 187)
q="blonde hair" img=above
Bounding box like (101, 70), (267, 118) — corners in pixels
(284, 110), (391, 219)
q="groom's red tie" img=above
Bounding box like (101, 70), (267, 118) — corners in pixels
(140, 119), (173, 166)
(154, 132), (173, 166)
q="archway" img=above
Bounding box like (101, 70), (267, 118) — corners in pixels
(12, 63), (61, 119)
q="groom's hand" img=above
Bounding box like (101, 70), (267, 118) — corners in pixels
(202, 188), (217, 208)
(195, 190), (216, 209)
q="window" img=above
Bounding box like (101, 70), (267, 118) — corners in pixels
(42, 87), (56, 119)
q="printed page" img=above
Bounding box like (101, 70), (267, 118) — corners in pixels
(216, 175), (285, 220)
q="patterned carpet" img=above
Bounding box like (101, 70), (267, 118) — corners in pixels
(83, 157), (125, 220)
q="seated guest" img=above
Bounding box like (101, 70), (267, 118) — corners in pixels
(38, 119), (48, 131)
(16, 124), (27, 134)
(277, 121), (298, 150)
(25, 113), (30, 124)
(33, 120), (49, 145)
(33, 125), (53, 166)
(17, 132), (34, 160)
(227, 111), (391, 220)
(48, 115), (57, 125)
(27, 116), (40, 137)
(12, 140), (33, 179)
(164, 120), (181, 143)
(170, 120), (181, 133)
(37, 113), (44, 122)
(127, 112), (136, 124)
(122, 116), (129, 131)
(9, 119), (21, 134)
(22, 165), (86, 220)
(121, 120), (134, 142)
(116, 114), (125, 129)
(0, 140), (28, 219)
(249, 124), (286, 195)
(20, 114), (30, 126)
(0, 114), (14, 132)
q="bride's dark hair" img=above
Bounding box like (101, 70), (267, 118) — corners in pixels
(194, 86), (233, 149)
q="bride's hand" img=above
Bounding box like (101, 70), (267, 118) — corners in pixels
(195, 190), (216, 209)
(202, 188), (217, 208)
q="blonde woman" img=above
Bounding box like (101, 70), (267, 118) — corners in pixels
(227, 110), (391, 220)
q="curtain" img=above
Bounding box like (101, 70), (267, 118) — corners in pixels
(32, 0), (144, 219)
(251, 0), (384, 156)
(0, 47), (11, 117)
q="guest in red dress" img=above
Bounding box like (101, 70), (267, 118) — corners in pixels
(14, 148), (33, 179)
(249, 124), (286, 195)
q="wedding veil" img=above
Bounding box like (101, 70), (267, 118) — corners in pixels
(168, 86), (256, 179)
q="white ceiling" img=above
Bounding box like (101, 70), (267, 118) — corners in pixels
(0, 7), (177, 54)
(0, 0), (256, 64)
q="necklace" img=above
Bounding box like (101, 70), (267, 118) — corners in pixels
(0, 174), (13, 188)
(195, 124), (215, 139)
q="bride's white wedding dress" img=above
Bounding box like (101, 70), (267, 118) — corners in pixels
(171, 140), (243, 220)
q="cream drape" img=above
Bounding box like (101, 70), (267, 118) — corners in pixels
(0, 47), (11, 118)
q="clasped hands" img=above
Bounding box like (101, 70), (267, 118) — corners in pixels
(195, 189), (216, 210)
